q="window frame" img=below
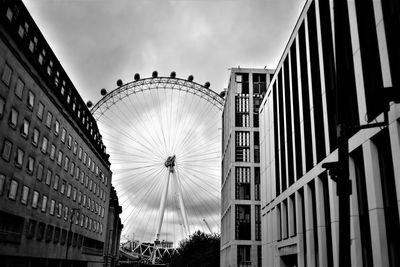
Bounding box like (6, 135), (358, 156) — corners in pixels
(14, 77), (25, 99)
(37, 101), (44, 120)
(27, 90), (35, 110)
(1, 63), (12, 86)
(9, 107), (18, 129)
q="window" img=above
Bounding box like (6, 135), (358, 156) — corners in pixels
(64, 156), (69, 171)
(254, 132), (260, 163)
(49, 199), (55, 215)
(26, 219), (36, 239)
(53, 227), (60, 244)
(21, 186), (29, 205)
(1, 64), (12, 86)
(67, 184), (72, 198)
(15, 148), (24, 168)
(41, 136), (48, 154)
(235, 167), (251, 200)
(29, 36), (38, 53)
(83, 152), (87, 164)
(53, 175), (59, 190)
(60, 180), (66, 194)
(77, 191), (82, 204)
(61, 128), (66, 143)
(73, 141), (78, 155)
(54, 120), (60, 135)
(64, 206), (69, 221)
(45, 111), (52, 128)
(235, 131), (250, 162)
(32, 128), (39, 146)
(0, 174), (5, 195)
(76, 167), (80, 181)
(36, 222), (45, 241)
(78, 147), (82, 159)
(88, 157), (92, 169)
(36, 163), (44, 181)
(0, 97), (5, 118)
(85, 175), (89, 187)
(255, 167), (260, 201)
(45, 225), (53, 242)
(57, 203), (62, 218)
(37, 101), (44, 120)
(9, 108), (18, 128)
(235, 205), (251, 240)
(253, 73), (266, 95)
(15, 78), (24, 99)
(89, 179), (93, 191)
(83, 194), (87, 206)
(41, 195), (48, 212)
(235, 73), (249, 94)
(50, 144), (56, 160)
(67, 135), (72, 149)
(57, 151), (63, 166)
(21, 118), (29, 138)
(6, 7), (13, 21)
(237, 245), (251, 266)
(45, 169), (52, 186)
(80, 171), (84, 184)
(27, 156), (34, 174)
(2, 139), (13, 161)
(31, 191), (39, 208)
(70, 162), (75, 176)
(72, 187), (77, 201)
(255, 205), (261, 241)
(27, 90), (35, 110)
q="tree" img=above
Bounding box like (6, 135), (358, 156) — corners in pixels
(165, 231), (220, 267)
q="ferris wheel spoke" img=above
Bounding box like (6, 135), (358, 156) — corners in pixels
(116, 166), (166, 197)
(173, 98), (212, 153)
(177, 165), (220, 197)
(169, 91), (198, 155)
(99, 113), (165, 160)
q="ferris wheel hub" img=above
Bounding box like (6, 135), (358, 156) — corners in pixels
(164, 155), (176, 172)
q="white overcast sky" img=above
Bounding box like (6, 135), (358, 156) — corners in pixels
(22, 0), (305, 104)
(21, 0), (306, 242)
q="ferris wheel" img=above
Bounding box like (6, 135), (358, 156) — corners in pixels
(90, 71), (223, 250)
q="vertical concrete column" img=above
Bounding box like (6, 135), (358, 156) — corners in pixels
(315, 177), (328, 267)
(276, 206), (281, 242)
(328, 177), (339, 267)
(388, 119), (400, 216)
(296, 191), (305, 267)
(281, 201), (288, 239)
(362, 140), (389, 266)
(288, 195), (295, 237)
(267, 210), (273, 267)
(271, 208), (278, 267)
(348, 157), (363, 267)
(304, 183), (316, 267)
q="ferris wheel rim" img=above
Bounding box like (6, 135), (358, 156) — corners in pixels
(90, 76), (224, 119)
(89, 74), (222, 253)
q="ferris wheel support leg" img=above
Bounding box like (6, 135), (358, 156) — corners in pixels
(173, 172), (190, 237)
(155, 171), (171, 242)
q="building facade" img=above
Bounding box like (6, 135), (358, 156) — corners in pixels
(259, 0), (400, 266)
(0, 0), (121, 266)
(221, 68), (273, 267)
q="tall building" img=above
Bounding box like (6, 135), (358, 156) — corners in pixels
(259, 0), (400, 266)
(221, 67), (273, 267)
(0, 0), (121, 266)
